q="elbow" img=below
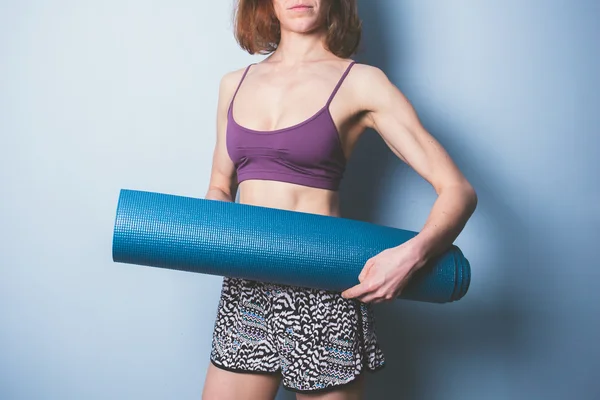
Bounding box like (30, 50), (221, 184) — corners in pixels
(205, 184), (235, 202)
(439, 179), (478, 213)
(463, 181), (478, 214)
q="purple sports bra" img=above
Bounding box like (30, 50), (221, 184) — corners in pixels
(226, 61), (356, 191)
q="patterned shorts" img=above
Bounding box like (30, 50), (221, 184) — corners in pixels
(209, 276), (386, 393)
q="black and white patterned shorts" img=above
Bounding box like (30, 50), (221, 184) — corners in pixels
(209, 276), (386, 393)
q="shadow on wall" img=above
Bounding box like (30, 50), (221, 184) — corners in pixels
(335, 2), (529, 399)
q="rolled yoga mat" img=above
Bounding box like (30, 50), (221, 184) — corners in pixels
(112, 189), (471, 303)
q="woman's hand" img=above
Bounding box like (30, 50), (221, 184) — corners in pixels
(341, 239), (426, 304)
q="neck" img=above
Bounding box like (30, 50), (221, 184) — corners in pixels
(269, 27), (329, 66)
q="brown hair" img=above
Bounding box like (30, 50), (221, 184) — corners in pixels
(234, 0), (362, 58)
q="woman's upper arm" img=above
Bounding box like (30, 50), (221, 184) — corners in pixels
(354, 65), (471, 193)
(207, 69), (244, 198)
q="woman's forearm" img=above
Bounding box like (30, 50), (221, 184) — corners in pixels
(409, 182), (478, 265)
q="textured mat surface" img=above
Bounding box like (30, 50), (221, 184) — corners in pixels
(112, 189), (471, 303)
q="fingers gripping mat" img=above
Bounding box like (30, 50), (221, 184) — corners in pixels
(112, 189), (471, 303)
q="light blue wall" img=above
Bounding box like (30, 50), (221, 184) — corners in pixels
(1, 1), (598, 399)
(341, 1), (600, 399)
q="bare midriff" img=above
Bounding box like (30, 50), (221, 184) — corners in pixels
(238, 180), (341, 217)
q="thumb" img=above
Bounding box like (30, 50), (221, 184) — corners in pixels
(358, 259), (374, 282)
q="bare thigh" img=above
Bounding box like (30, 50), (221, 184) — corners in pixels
(295, 374), (364, 400)
(202, 362), (282, 400)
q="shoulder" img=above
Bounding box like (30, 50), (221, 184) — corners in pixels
(215, 66), (253, 111)
(348, 63), (394, 95)
(218, 66), (251, 96)
(348, 62), (410, 112)
(348, 62), (389, 83)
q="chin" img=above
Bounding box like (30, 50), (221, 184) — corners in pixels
(286, 20), (322, 34)
(281, 13), (325, 33)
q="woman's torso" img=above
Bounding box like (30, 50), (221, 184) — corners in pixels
(226, 59), (364, 217)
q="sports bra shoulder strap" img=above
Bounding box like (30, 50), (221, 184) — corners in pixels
(231, 63), (255, 102)
(326, 61), (356, 107)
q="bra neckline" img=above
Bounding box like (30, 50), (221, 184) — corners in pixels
(229, 102), (331, 135)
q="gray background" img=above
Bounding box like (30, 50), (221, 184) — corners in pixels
(1, 0), (598, 399)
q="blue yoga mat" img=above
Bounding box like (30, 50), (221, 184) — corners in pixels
(112, 189), (471, 303)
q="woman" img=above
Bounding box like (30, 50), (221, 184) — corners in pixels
(202, 0), (477, 399)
